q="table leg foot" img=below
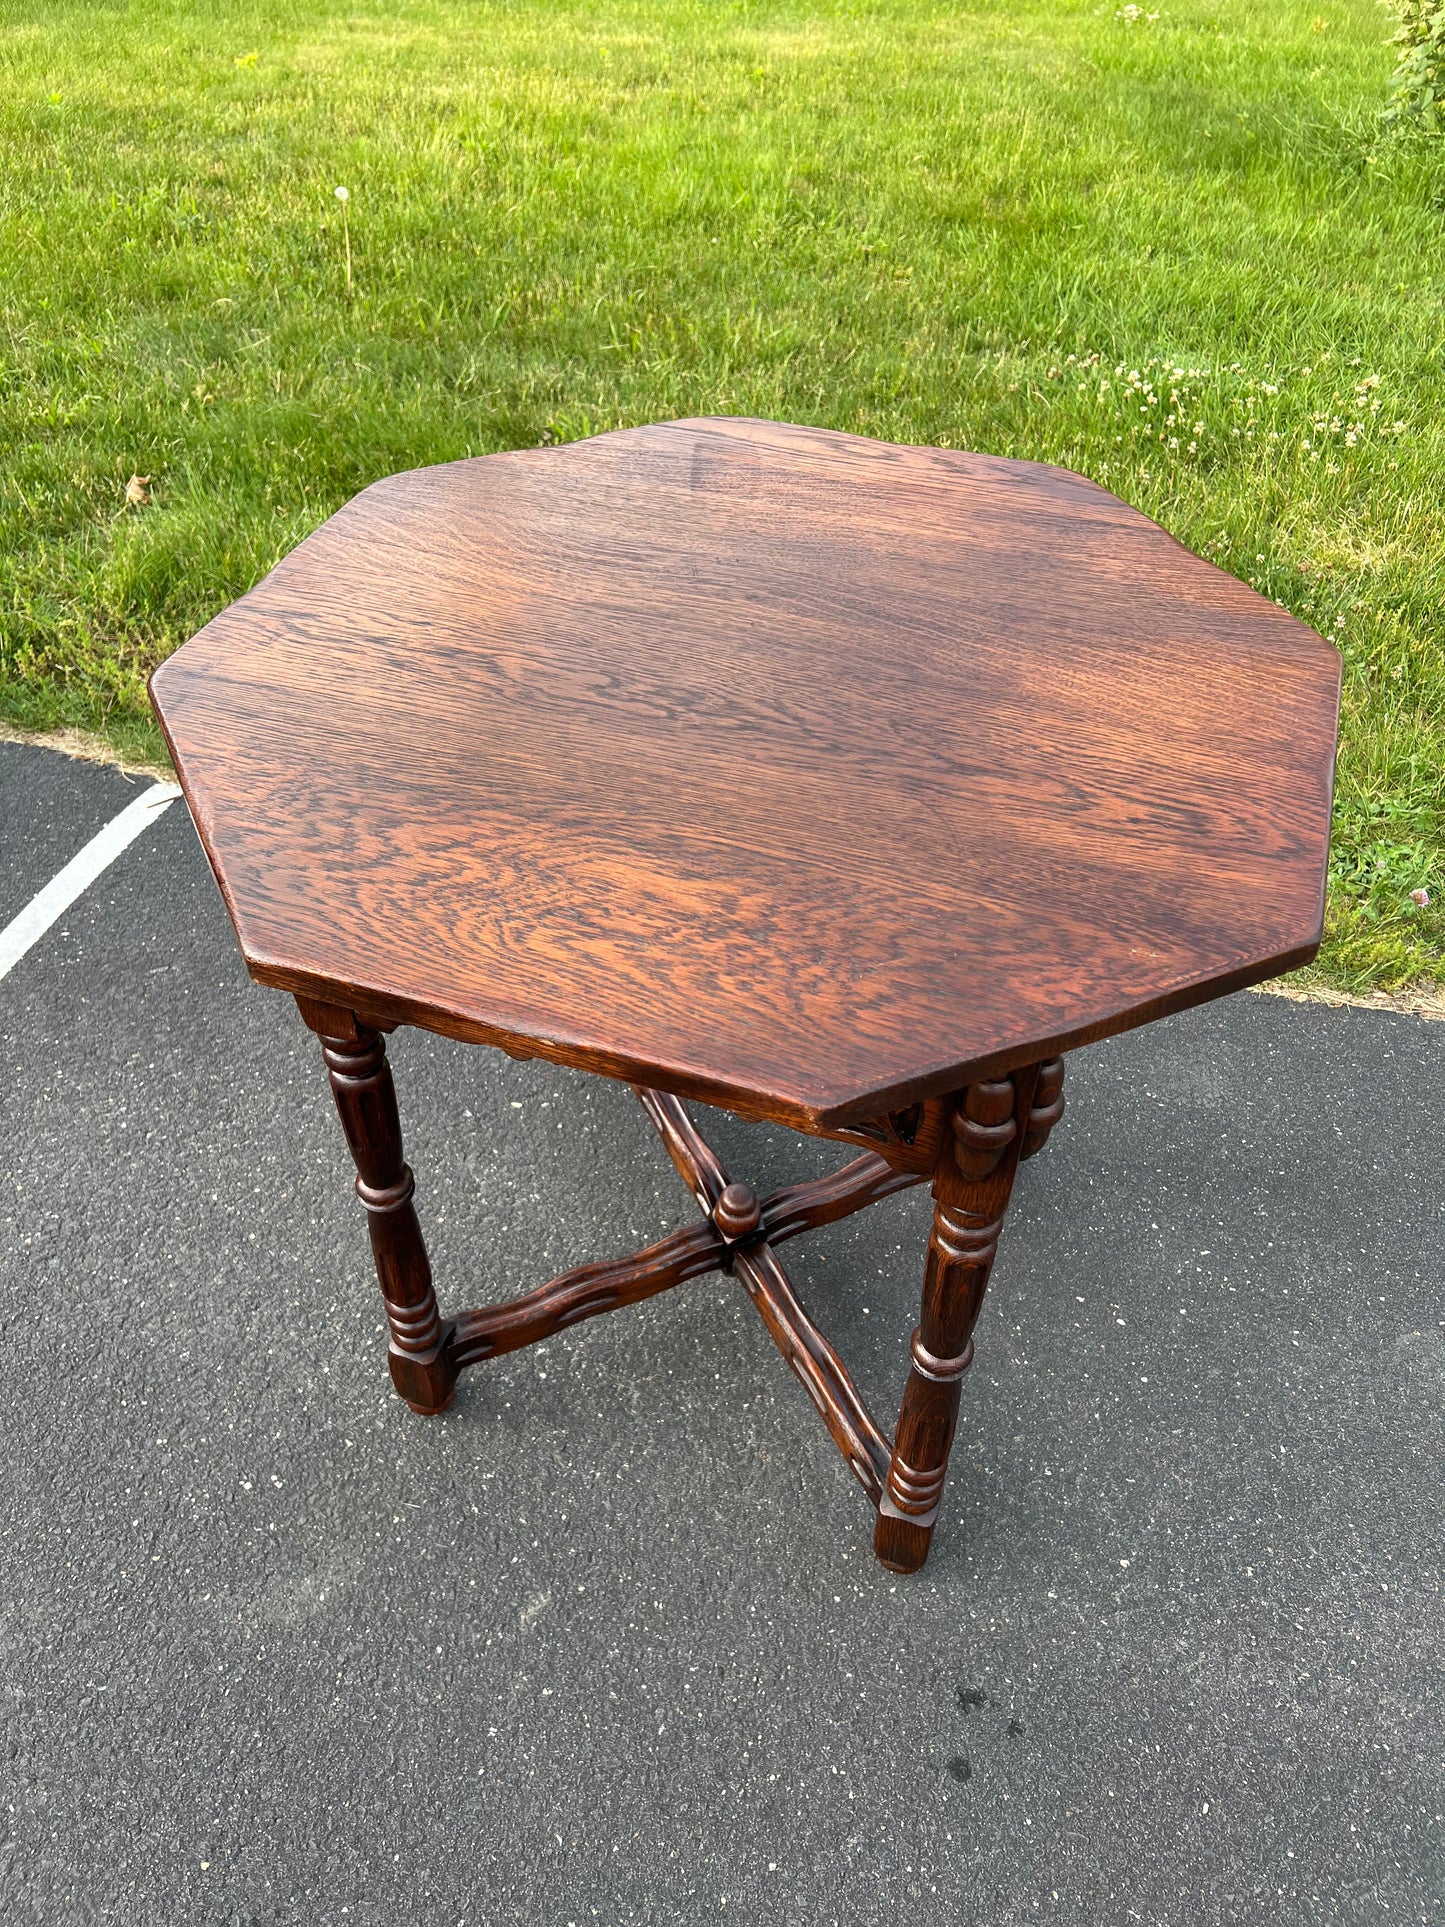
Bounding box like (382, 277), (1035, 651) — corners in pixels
(388, 1323), (458, 1416)
(874, 1494), (940, 1576)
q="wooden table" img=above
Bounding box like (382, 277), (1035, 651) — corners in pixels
(150, 418), (1341, 1574)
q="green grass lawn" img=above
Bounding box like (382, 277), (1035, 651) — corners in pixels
(2, 0), (1442, 989)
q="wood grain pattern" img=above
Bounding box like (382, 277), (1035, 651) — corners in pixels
(152, 417), (1341, 1133)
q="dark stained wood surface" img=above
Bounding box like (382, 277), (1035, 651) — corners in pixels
(875, 1066), (1039, 1573)
(302, 999), (458, 1417)
(152, 418), (1341, 1132)
(629, 1081), (905, 1506)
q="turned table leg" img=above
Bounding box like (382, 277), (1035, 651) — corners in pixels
(873, 1063), (1043, 1574)
(296, 998), (457, 1417)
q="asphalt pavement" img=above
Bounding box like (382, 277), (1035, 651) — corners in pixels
(0, 739), (1441, 1926)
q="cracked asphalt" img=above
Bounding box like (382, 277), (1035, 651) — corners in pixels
(1, 739), (1442, 1925)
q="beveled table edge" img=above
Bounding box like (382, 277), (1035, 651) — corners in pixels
(242, 934), (1322, 1136)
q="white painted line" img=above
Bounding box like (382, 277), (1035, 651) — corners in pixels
(0, 782), (183, 983)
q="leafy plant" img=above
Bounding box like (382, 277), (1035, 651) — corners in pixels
(1382, 1), (1445, 129)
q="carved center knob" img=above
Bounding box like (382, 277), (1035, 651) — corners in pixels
(713, 1182), (761, 1241)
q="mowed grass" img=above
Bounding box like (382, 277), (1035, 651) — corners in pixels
(2, 0), (1443, 988)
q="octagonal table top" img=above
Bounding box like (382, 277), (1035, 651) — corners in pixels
(150, 417), (1341, 1132)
